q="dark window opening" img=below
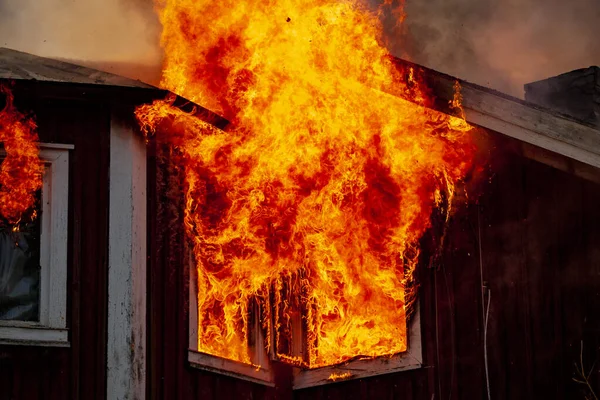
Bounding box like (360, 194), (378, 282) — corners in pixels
(0, 191), (42, 322)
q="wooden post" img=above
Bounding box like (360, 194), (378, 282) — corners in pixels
(107, 109), (147, 400)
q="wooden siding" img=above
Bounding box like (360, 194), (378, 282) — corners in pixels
(0, 98), (110, 400)
(149, 132), (600, 399)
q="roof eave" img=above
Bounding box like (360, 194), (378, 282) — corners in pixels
(392, 58), (600, 170)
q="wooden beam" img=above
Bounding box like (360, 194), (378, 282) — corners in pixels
(518, 141), (600, 184)
(462, 88), (600, 169)
(393, 58), (600, 170)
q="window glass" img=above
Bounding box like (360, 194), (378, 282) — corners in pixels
(0, 193), (41, 322)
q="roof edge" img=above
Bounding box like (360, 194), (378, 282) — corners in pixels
(391, 57), (600, 170)
(0, 47), (161, 91)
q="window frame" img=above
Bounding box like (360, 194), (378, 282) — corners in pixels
(187, 246), (423, 388)
(0, 143), (72, 347)
(187, 251), (275, 386)
(292, 305), (422, 389)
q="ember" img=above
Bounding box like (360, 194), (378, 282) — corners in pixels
(328, 372), (353, 382)
(136, 0), (476, 368)
(0, 86), (43, 225)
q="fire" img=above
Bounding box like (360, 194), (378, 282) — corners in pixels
(0, 86), (43, 225)
(328, 372), (353, 382)
(137, 0), (476, 367)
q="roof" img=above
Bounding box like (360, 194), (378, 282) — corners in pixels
(392, 58), (600, 172)
(524, 66), (599, 125)
(0, 47), (157, 90)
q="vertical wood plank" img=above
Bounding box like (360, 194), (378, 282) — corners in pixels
(107, 108), (147, 400)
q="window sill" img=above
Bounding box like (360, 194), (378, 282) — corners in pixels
(187, 305), (422, 390)
(292, 305), (423, 389)
(292, 350), (422, 389)
(0, 324), (69, 347)
(188, 350), (274, 386)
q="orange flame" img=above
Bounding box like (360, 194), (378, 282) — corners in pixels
(0, 86), (43, 225)
(137, 0), (476, 367)
(328, 372), (353, 381)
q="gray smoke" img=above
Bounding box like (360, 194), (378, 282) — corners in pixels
(387, 0), (600, 96)
(0, 0), (599, 97)
(0, 0), (162, 84)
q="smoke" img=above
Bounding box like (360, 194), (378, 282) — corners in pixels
(0, 0), (163, 84)
(387, 0), (600, 96)
(0, 0), (598, 97)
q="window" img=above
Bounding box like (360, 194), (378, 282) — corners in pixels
(292, 307), (422, 389)
(188, 258), (422, 388)
(188, 262), (274, 385)
(0, 144), (71, 346)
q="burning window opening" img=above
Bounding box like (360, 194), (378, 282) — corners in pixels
(137, 0), (478, 371)
(328, 371), (353, 382)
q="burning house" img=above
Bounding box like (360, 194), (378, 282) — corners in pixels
(0, 2), (599, 399)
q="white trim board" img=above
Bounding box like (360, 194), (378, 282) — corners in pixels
(107, 111), (147, 400)
(401, 60), (600, 169)
(457, 81), (600, 169)
(0, 326), (68, 347)
(40, 147), (69, 329)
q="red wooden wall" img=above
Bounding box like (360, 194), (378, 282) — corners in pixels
(148, 132), (600, 399)
(0, 96), (110, 400)
(3, 83), (596, 400)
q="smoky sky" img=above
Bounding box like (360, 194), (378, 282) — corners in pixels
(0, 0), (599, 97)
(395, 0), (600, 96)
(0, 0), (161, 72)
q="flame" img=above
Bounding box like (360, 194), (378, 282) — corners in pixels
(0, 86), (43, 225)
(328, 372), (353, 381)
(137, 0), (476, 367)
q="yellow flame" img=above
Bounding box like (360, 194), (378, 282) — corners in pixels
(136, 0), (476, 368)
(0, 86), (43, 225)
(328, 372), (353, 381)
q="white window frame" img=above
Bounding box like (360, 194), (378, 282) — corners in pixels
(0, 143), (72, 347)
(292, 305), (422, 389)
(188, 252), (422, 388)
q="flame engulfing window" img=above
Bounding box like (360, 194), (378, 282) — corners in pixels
(136, 0), (477, 387)
(187, 252), (424, 387)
